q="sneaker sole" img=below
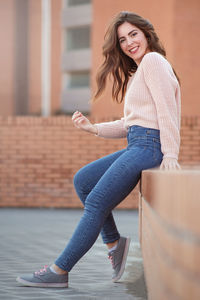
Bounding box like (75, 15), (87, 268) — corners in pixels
(112, 237), (131, 283)
(16, 277), (68, 288)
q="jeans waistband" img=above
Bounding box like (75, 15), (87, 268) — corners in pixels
(128, 125), (160, 137)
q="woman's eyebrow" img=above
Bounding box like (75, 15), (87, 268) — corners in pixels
(119, 29), (137, 40)
(128, 29), (137, 36)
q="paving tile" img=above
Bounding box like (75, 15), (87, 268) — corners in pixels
(0, 208), (147, 300)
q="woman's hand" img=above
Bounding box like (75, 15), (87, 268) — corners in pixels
(160, 157), (181, 170)
(72, 111), (98, 134)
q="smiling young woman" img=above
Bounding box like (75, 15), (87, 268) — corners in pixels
(16, 11), (181, 288)
(117, 22), (150, 65)
(93, 11), (179, 104)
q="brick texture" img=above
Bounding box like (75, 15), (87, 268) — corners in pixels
(179, 116), (200, 165)
(0, 115), (199, 208)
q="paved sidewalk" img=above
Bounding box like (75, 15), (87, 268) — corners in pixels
(0, 208), (147, 300)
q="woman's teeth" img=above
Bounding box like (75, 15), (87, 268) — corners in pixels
(129, 46), (139, 53)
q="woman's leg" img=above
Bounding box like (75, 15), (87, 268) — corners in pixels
(55, 144), (162, 272)
(73, 149), (126, 244)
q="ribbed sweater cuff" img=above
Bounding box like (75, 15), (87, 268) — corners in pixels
(163, 153), (178, 160)
(94, 122), (127, 139)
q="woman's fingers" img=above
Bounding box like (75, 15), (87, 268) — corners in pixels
(72, 111), (85, 127)
(159, 158), (181, 170)
(72, 111), (82, 121)
(76, 117), (86, 125)
(72, 111), (91, 131)
(73, 118), (85, 128)
(72, 111), (95, 133)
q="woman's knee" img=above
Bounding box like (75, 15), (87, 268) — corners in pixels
(73, 168), (85, 192)
(73, 165), (93, 194)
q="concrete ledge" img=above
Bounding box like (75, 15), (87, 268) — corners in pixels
(139, 166), (200, 300)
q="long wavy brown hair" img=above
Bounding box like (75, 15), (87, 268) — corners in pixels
(93, 11), (179, 103)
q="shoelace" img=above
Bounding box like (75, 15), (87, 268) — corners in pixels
(108, 254), (114, 267)
(34, 265), (48, 275)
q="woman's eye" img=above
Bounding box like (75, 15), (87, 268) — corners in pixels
(119, 39), (125, 44)
(131, 32), (137, 37)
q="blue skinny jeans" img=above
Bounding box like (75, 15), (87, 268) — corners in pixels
(55, 125), (163, 271)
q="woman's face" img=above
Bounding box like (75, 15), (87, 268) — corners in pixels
(117, 22), (150, 65)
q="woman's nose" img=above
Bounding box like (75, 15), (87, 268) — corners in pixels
(127, 37), (133, 47)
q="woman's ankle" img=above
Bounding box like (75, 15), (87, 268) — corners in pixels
(51, 264), (68, 275)
(106, 240), (119, 250)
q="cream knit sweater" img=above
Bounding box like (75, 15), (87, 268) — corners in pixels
(95, 52), (181, 160)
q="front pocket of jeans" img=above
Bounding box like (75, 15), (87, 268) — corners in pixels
(127, 136), (149, 150)
(129, 135), (147, 142)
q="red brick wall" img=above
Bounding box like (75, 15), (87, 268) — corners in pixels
(179, 116), (200, 165)
(0, 116), (199, 208)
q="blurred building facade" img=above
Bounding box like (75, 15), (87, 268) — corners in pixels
(1, 0), (200, 118)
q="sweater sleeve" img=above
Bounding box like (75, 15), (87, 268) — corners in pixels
(95, 117), (127, 139)
(142, 53), (181, 160)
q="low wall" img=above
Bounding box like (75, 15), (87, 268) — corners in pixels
(0, 116), (138, 208)
(139, 166), (200, 300)
(0, 115), (199, 208)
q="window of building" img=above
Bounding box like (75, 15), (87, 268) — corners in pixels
(61, 0), (92, 113)
(66, 26), (90, 51)
(67, 0), (91, 6)
(67, 71), (90, 88)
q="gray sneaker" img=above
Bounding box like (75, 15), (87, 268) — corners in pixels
(16, 265), (68, 288)
(108, 236), (131, 282)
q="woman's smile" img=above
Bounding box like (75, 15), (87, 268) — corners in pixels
(128, 46), (139, 54)
(117, 22), (149, 65)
